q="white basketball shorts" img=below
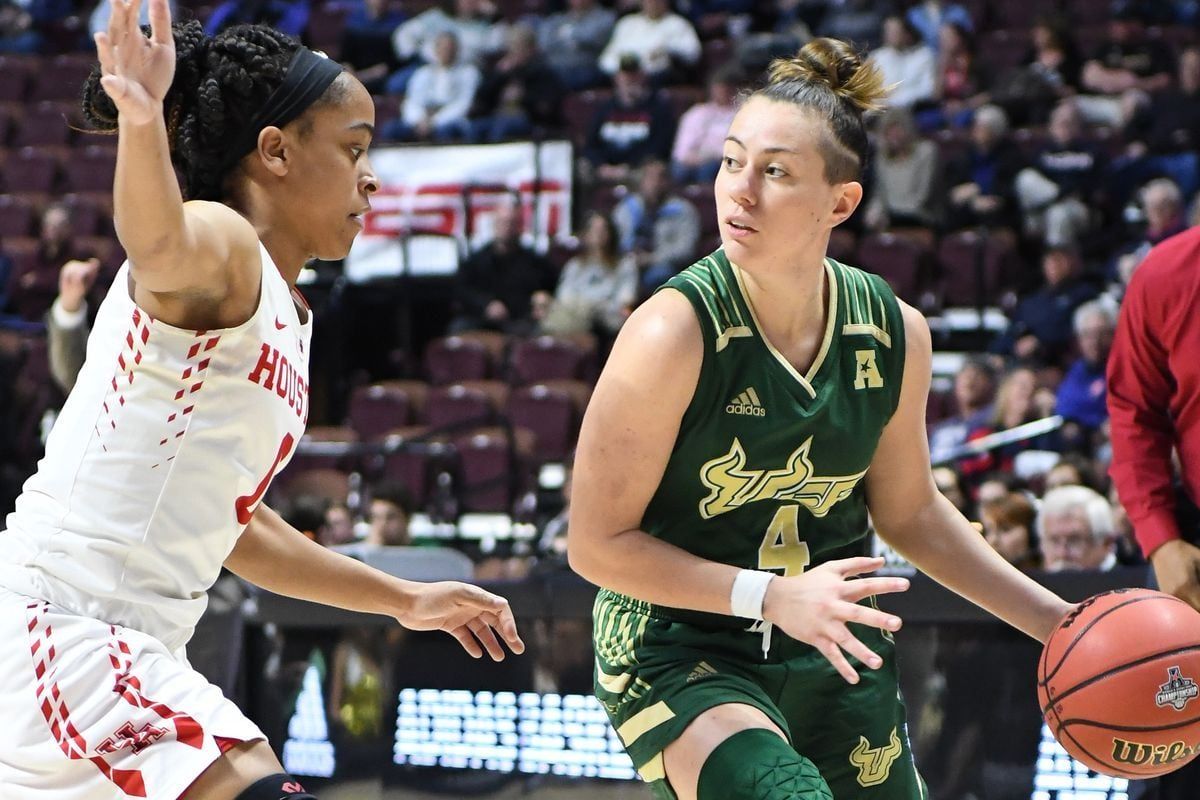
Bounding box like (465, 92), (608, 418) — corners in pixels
(0, 587), (266, 799)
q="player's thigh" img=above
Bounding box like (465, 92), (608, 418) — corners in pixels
(181, 738), (285, 799)
(663, 702), (788, 800)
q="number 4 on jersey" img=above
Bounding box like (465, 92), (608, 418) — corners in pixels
(758, 505), (810, 577)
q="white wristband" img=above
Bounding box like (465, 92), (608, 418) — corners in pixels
(730, 569), (774, 620)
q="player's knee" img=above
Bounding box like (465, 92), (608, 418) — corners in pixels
(234, 774), (318, 800)
(696, 729), (831, 800)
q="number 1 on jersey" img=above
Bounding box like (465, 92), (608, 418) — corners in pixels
(758, 505), (810, 577)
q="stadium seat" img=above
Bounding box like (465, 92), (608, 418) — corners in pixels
(937, 229), (1021, 308)
(374, 425), (441, 508)
(561, 90), (610, 150)
(424, 381), (508, 431)
(855, 232), (930, 304)
(2, 147), (60, 194)
(509, 335), (591, 384)
(0, 57), (30, 103)
(304, 4), (347, 61)
(12, 102), (73, 148)
(272, 467), (352, 505)
(29, 55), (95, 103)
(452, 426), (535, 513)
(0, 195), (37, 237)
(60, 193), (106, 236)
(424, 334), (497, 385)
(63, 145), (117, 194)
(506, 383), (580, 462)
(348, 382), (413, 441)
(290, 425), (359, 473)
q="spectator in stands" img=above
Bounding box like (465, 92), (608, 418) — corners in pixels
(598, 0), (701, 84)
(319, 500), (357, 548)
(450, 200), (557, 334)
(467, 22), (562, 142)
(929, 356), (997, 463)
(7, 203), (91, 323)
(1014, 100), (1103, 248)
(921, 21), (986, 130)
(817, 0), (886, 52)
(670, 65), (741, 185)
(612, 159), (701, 293)
(582, 55), (675, 183)
(365, 482), (413, 547)
(1114, 178), (1188, 286)
(980, 491), (1041, 572)
(977, 471), (1022, 507)
(205, 0), (310, 37)
(991, 18), (1081, 127)
(1056, 299), (1116, 440)
(959, 366), (1058, 481)
(1045, 453), (1102, 492)
(386, 0), (503, 93)
(869, 15), (936, 110)
(47, 258), (100, 394)
(0, 0), (44, 53)
(733, 0), (812, 74)
(1114, 47), (1200, 203)
(944, 104), (1022, 231)
(864, 107), (940, 231)
(1077, 4), (1172, 130)
(992, 245), (1098, 365)
(1038, 485), (1118, 571)
(905, 0), (972, 53)
(538, 0), (616, 91)
(338, 0), (407, 92)
(933, 465), (973, 519)
(541, 212), (637, 337)
(382, 31), (480, 142)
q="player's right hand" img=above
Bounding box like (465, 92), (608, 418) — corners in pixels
(1150, 539), (1200, 612)
(94, 0), (175, 126)
(762, 556), (909, 685)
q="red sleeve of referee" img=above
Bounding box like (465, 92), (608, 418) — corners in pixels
(1106, 264), (1180, 558)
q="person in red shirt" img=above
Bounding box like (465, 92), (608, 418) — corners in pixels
(1108, 224), (1200, 800)
(1108, 225), (1200, 611)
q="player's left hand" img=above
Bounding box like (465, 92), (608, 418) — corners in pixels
(394, 582), (526, 660)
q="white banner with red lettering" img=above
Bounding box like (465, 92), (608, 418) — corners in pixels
(344, 140), (574, 282)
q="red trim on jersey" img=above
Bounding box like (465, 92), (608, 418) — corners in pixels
(107, 630), (205, 750)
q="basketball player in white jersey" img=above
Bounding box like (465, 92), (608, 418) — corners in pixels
(0, 1), (524, 797)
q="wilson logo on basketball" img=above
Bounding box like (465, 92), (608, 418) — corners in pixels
(1111, 737), (1199, 768)
(1156, 667), (1200, 711)
(96, 722), (167, 755)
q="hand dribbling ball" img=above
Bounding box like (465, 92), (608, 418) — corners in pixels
(1038, 588), (1200, 779)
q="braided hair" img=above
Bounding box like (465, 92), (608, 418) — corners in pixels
(754, 38), (888, 184)
(82, 21), (344, 202)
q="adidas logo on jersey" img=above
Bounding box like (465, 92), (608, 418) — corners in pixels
(686, 661), (719, 683)
(726, 387), (766, 417)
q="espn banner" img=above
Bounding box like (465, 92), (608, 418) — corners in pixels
(344, 140), (574, 282)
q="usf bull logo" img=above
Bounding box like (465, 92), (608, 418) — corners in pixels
(849, 728), (903, 787)
(699, 437), (866, 519)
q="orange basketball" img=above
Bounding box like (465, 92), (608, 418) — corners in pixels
(1038, 588), (1200, 779)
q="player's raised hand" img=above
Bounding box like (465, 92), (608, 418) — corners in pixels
(762, 556), (908, 684)
(395, 582), (526, 661)
(94, 0), (175, 126)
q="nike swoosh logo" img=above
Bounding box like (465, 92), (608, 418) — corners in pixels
(274, 317), (287, 330)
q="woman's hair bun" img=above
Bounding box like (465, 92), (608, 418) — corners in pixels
(767, 37), (888, 113)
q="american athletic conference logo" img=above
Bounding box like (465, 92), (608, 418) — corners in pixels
(1156, 667), (1200, 711)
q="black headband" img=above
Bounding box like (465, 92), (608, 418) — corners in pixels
(224, 47), (344, 172)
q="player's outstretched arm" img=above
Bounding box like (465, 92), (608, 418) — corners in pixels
(226, 503), (524, 660)
(94, 0), (257, 303)
(568, 290), (908, 684)
(865, 301), (1074, 643)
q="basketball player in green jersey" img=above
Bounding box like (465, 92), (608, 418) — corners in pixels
(568, 38), (1075, 800)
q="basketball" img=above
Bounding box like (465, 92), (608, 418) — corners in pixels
(1038, 588), (1200, 779)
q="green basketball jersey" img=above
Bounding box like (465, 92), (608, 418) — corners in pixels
(604, 249), (906, 628)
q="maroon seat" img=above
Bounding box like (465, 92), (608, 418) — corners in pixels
(562, 89), (610, 150)
(348, 382), (413, 441)
(374, 425), (440, 509)
(0, 195), (37, 237)
(29, 55), (95, 103)
(304, 5), (348, 61)
(452, 427), (534, 514)
(2, 147), (60, 193)
(0, 57), (30, 103)
(63, 146), (117, 194)
(12, 102), (73, 148)
(506, 383), (579, 462)
(509, 335), (589, 384)
(423, 334), (495, 385)
(3, 237), (53, 321)
(855, 233), (929, 303)
(424, 381), (507, 430)
(61, 193), (106, 236)
(937, 230), (1021, 308)
(288, 426), (359, 473)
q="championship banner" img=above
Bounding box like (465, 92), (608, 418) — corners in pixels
(344, 140), (574, 282)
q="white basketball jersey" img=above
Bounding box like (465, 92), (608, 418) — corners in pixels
(0, 243), (311, 654)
